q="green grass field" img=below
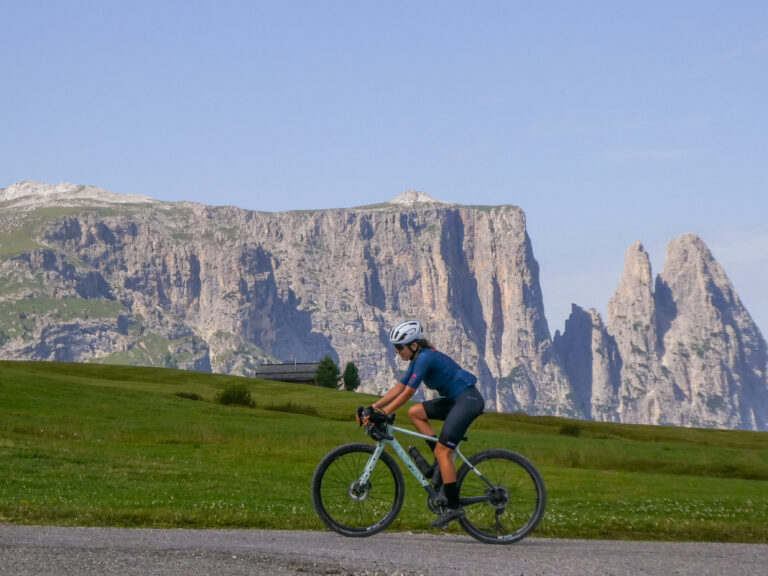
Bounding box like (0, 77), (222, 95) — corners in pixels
(1, 360), (766, 542)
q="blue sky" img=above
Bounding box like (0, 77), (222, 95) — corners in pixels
(2, 1), (767, 335)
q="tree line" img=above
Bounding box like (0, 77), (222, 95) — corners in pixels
(314, 355), (360, 391)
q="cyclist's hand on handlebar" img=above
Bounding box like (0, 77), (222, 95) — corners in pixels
(369, 406), (387, 425)
(356, 405), (386, 427)
(356, 405), (376, 426)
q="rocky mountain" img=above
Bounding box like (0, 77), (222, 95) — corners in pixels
(0, 181), (577, 418)
(554, 237), (768, 430)
(1, 181), (766, 430)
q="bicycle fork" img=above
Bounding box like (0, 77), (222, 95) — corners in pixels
(358, 437), (443, 500)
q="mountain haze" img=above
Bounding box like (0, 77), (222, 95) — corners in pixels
(1, 181), (766, 430)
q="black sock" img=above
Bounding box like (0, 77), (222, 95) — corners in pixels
(425, 436), (438, 454)
(444, 482), (459, 509)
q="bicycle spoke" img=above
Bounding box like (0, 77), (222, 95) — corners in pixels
(312, 443), (404, 535)
(457, 449), (546, 544)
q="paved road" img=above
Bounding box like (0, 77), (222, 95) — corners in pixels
(1, 525), (766, 576)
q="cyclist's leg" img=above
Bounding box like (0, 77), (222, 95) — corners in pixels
(407, 403), (436, 439)
(437, 386), (485, 451)
(413, 397), (450, 454)
(431, 438), (463, 526)
(435, 388), (485, 500)
(434, 443), (457, 482)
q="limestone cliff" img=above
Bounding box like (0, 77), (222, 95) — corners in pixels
(0, 183), (578, 417)
(3, 182), (767, 429)
(656, 234), (768, 429)
(553, 305), (621, 422)
(606, 241), (676, 424)
(555, 234), (768, 430)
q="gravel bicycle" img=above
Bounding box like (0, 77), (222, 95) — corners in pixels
(311, 409), (546, 544)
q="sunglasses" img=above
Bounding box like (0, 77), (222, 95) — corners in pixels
(394, 343), (405, 351)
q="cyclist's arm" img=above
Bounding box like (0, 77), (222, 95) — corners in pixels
(373, 382), (407, 412)
(377, 384), (416, 415)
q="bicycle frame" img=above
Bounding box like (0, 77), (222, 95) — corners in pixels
(314, 416), (547, 543)
(358, 423), (492, 501)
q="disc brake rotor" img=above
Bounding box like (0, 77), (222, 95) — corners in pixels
(348, 481), (371, 502)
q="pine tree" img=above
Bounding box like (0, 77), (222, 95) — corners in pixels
(315, 355), (341, 388)
(342, 361), (361, 391)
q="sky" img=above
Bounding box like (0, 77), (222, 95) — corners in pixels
(2, 1), (767, 336)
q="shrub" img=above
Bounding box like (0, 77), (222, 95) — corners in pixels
(216, 384), (256, 407)
(174, 391), (201, 401)
(559, 423), (582, 437)
(315, 355), (340, 389)
(342, 361), (361, 391)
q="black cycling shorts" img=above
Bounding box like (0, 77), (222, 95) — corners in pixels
(422, 386), (484, 449)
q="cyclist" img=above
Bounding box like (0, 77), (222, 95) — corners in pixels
(365, 320), (485, 528)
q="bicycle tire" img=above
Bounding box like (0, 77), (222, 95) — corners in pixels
(311, 442), (405, 537)
(456, 448), (546, 544)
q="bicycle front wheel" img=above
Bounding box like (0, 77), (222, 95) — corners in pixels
(311, 442), (405, 537)
(457, 448), (546, 544)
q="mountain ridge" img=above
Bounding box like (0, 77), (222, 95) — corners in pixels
(1, 181), (766, 430)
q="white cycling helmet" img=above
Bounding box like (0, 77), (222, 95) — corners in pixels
(388, 320), (424, 346)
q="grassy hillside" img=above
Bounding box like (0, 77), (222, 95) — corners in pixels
(1, 360), (766, 542)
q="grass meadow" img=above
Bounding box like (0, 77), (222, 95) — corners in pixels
(1, 360), (767, 542)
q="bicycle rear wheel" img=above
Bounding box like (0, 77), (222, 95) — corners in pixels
(457, 448), (546, 544)
(311, 442), (405, 537)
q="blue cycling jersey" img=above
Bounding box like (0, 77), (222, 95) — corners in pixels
(399, 348), (477, 399)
